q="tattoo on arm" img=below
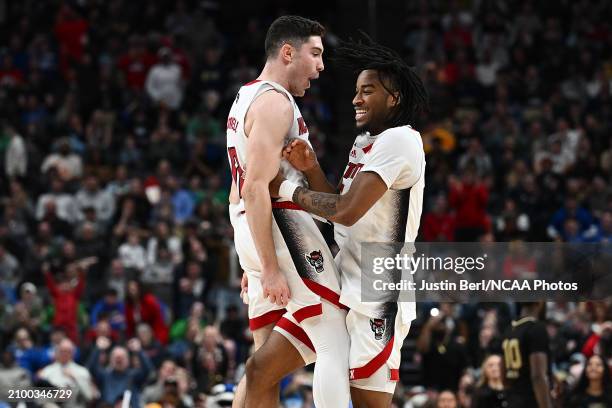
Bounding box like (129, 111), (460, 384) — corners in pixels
(293, 186), (341, 219)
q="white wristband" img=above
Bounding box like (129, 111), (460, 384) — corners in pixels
(279, 180), (299, 201)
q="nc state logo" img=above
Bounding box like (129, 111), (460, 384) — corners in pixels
(305, 250), (324, 273)
(370, 318), (385, 340)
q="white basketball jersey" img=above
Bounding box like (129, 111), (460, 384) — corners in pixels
(226, 79), (310, 213)
(334, 125), (425, 322)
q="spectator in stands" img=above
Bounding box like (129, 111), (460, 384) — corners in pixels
(589, 210), (612, 243)
(146, 220), (183, 265)
(9, 327), (51, 374)
(437, 390), (458, 408)
(124, 279), (168, 344)
(3, 122), (27, 179)
(87, 337), (154, 408)
(142, 244), (174, 305)
(565, 354), (612, 407)
(136, 323), (166, 368)
(458, 138), (492, 178)
(422, 194), (455, 241)
(146, 47), (184, 110)
(38, 338), (97, 407)
(174, 260), (207, 319)
(192, 326), (229, 393)
(75, 175), (115, 224)
(106, 259), (127, 301)
(171, 303), (207, 342)
(0, 54), (24, 87)
(448, 165), (489, 241)
(118, 230), (147, 272)
(90, 288), (125, 333)
(548, 196), (596, 241)
(0, 349), (30, 392)
(36, 178), (78, 225)
(472, 354), (506, 408)
(117, 35), (156, 92)
(0, 244), (20, 295)
(220, 305), (247, 361)
(41, 139), (83, 182)
(18, 283), (43, 329)
(417, 305), (470, 392)
(144, 359), (193, 406)
(142, 359), (178, 403)
(44, 262), (85, 342)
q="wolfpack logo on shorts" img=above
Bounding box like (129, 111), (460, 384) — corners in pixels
(305, 250), (324, 273)
(370, 318), (385, 340)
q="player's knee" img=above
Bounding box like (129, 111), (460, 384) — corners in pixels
(245, 354), (267, 387)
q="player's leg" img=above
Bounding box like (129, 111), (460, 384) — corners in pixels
(230, 267), (285, 407)
(269, 208), (351, 407)
(297, 301), (350, 408)
(347, 307), (411, 408)
(350, 388), (393, 408)
(244, 331), (308, 408)
(232, 323), (275, 408)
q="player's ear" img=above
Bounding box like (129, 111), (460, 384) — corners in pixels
(280, 43), (294, 64)
(387, 92), (400, 108)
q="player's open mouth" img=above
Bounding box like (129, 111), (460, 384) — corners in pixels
(355, 109), (367, 120)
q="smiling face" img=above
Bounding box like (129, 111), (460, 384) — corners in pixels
(286, 36), (324, 96)
(586, 355), (605, 382)
(483, 355), (502, 382)
(353, 69), (398, 135)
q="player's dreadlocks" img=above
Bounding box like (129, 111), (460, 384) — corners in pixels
(333, 33), (428, 127)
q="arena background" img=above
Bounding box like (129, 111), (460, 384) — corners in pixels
(0, 0), (611, 407)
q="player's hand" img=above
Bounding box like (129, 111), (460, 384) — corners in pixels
(269, 172), (285, 198)
(96, 336), (111, 350)
(283, 139), (317, 172)
(240, 273), (249, 304)
(261, 268), (291, 307)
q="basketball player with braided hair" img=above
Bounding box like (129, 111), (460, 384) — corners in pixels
(271, 34), (428, 406)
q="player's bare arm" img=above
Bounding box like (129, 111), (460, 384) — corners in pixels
(291, 170), (387, 226)
(242, 90), (293, 306)
(529, 352), (553, 408)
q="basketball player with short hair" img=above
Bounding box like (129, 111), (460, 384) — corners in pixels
(226, 15), (349, 408)
(270, 35), (428, 407)
(502, 302), (553, 408)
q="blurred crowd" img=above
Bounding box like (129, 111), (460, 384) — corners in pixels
(0, 0), (611, 407)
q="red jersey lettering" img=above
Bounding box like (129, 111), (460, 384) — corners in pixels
(343, 162), (364, 179)
(227, 117), (239, 132)
(297, 117), (308, 135)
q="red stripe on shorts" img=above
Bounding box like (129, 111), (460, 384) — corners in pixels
(389, 369), (399, 381)
(293, 303), (323, 323)
(302, 278), (349, 311)
(249, 308), (285, 331)
(349, 336), (395, 380)
(276, 317), (315, 352)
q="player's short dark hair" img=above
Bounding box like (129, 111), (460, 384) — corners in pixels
(264, 16), (325, 59)
(333, 33), (428, 127)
